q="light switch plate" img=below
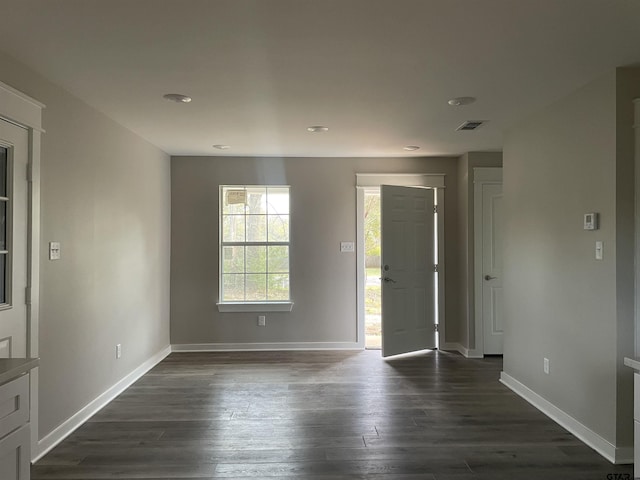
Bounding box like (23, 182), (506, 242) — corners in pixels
(340, 242), (355, 253)
(595, 241), (603, 260)
(49, 242), (61, 260)
(596, 242), (604, 260)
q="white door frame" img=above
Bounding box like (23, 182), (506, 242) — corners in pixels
(634, 98), (640, 356)
(473, 167), (502, 356)
(356, 173), (446, 349)
(0, 80), (44, 457)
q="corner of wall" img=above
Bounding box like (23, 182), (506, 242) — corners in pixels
(614, 66), (640, 450)
(503, 70), (621, 459)
(33, 345), (171, 462)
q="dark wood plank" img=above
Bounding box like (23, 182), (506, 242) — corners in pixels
(32, 350), (633, 479)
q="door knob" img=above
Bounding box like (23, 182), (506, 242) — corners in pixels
(383, 277), (397, 283)
(484, 275), (496, 281)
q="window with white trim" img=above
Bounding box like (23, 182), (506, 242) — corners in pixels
(0, 147), (9, 306)
(219, 185), (290, 304)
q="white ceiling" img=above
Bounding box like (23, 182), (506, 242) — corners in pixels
(1, 0), (640, 157)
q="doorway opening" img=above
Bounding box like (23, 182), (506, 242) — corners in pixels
(360, 183), (441, 352)
(364, 189), (381, 349)
(356, 173), (445, 355)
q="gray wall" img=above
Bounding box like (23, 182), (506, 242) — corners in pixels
(0, 52), (171, 439)
(502, 69), (635, 449)
(171, 156), (460, 346)
(456, 152), (503, 350)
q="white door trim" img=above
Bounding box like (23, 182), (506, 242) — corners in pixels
(0, 80), (44, 459)
(634, 98), (640, 357)
(356, 173), (446, 188)
(356, 173), (445, 349)
(473, 167), (502, 356)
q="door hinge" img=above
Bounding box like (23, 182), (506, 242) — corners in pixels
(25, 286), (31, 305)
(433, 205), (438, 214)
(433, 264), (439, 272)
(26, 163), (33, 182)
(434, 324), (439, 332)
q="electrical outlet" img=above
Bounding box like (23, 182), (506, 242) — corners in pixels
(258, 315), (266, 327)
(116, 344), (122, 359)
(543, 357), (550, 374)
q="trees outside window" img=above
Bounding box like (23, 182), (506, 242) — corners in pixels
(220, 186), (290, 302)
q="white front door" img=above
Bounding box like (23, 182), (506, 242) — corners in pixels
(380, 185), (436, 357)
(481, 183), (504, 355)
(0, 120), (28, 358)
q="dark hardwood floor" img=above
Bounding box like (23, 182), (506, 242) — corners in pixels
(33, 350), (633, 479)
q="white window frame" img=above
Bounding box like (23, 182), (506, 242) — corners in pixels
(0, 145), (13, 310)
(216, 185), (294, 313)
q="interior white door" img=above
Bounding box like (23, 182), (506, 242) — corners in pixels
(0, 120), (28, 358)
(380, 185), (435, 357)
(481, 183), (504, 355)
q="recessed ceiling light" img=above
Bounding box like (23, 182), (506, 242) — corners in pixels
(447, 96), (476, 106)
(163, 93), (192, 103)
(307, 125), (329, 133)
(213, 144), (230, 150)
(403, 145), (420, 151)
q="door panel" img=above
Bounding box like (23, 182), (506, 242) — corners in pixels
(0, 120), (28, 358)
(381, 185), (435, 357)
(482, 184), (504, 355)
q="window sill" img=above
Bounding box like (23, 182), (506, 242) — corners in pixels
(216, 302), (294, 313)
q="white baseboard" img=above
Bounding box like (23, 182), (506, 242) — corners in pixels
(463, 348), (484, 359)
(171, 342), (362, 352)
(500, 371), (632, 465)
(33, 345), (172, 463)
(441, 342), (484, 359)
(440, 342), (463, 353)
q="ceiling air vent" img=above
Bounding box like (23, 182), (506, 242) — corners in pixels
(456, 120), (486, 131)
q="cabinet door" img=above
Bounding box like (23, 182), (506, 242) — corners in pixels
(633, 420), (640, 478)
(635, 373), (640, 420)
(0, 424), (29, 480)
(0, 375), (29, 439)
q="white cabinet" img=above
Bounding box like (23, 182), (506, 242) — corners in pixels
(624, 358), (640, 472)
(635, 420), (640, 479)
(0, 374), (30, 480)
(633, 373), (640, 478)
(0, 425), (29, 480)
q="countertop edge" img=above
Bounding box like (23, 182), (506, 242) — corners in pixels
(0, 358), (39, 385)
(624, 357), (640, 371)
